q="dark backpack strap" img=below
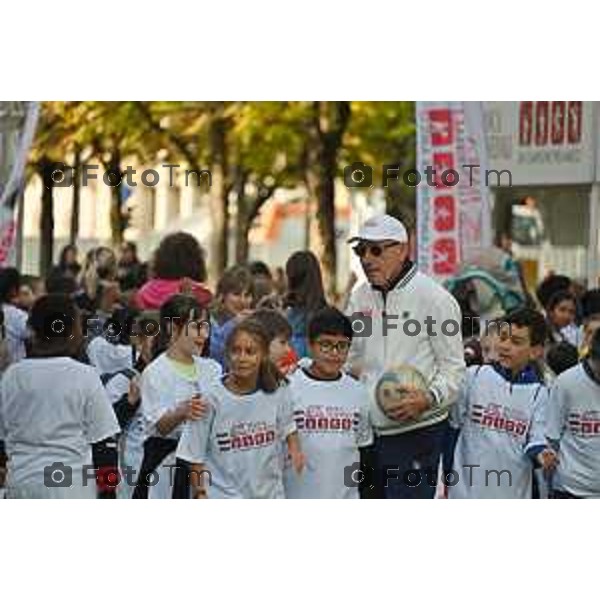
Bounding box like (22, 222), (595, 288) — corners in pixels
(100, 368), (137, 387)
(132, 437), (179, 499)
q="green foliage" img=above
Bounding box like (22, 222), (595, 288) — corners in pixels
(29, 101), (417, 264)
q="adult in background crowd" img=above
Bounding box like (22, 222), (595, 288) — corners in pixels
(135, 232), (212, 310)
(75, 246), (119, 315)
(346, 214), (466, 499)
(117, 241), (147, 293)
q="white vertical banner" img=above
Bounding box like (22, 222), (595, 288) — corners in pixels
(416, 101), (492, 279)
(0, 101), (40, 267)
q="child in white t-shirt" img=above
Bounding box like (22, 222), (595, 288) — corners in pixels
(546, 327), (600, 498)
(284, 307), (373, 499)
(0, 294), (120, 499)
(177, 318), (304, 498)
(136, 294), (221, 499)
(97, 311), (155, 499)
(449, 309), (556, 499)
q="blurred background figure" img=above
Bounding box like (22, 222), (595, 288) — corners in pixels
(117, 241), (147, 294)
(210, 265), (254, 367)
(546, 341), (579, 378)
(284, 251), (327, 359)
(16, 275), (43, 312)
(544, 289), (579, 347)
(56, 244), (81, 281)
(273, 267), (287, 298)
(135, 232), (211, 310)
(75, 246), (119, 313)
(248, 260), (279, 309)
(0, 267), (30, 364)
(579, 289), (600, 358)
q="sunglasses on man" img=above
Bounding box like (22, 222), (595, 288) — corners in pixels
(352, 242), (401, 259)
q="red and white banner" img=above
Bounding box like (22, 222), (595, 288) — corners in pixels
(416, 101), (492, 279)
(0, 101), (40, 267)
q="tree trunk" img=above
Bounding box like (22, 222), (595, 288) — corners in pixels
(104, 146), (124, 247)
(110, 185), (124, 246)
(208, 107), (230, 277)
(235, 203), (251, 264)
(235, 185), (276, 265)
(385, 177), (416, 230)
(383, 141), (417, 231)
(38, 158), (54, 277)
(70, 147), (81, 245)
(305, 102), (351, 300)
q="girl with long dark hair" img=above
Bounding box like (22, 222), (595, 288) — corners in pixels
(284, 251), (327, 358)
(135, 294), (221, 499)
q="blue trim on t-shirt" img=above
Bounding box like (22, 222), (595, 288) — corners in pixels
(491, 362), (542, 385)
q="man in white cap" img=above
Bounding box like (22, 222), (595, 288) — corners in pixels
(346, 214), (465, 499)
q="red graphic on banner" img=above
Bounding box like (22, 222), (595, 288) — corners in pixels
(429, 109), (453, 146)
(432, 153), (455, 188)
(535, 102), (549, 146)
(433, 238), (458, 275)
(519, 102), (533, 146)
(433, 196), (456, 232)
(0, 221), (16, 265)
(551, 101), (566, 145)
(567, 101), (582, 144)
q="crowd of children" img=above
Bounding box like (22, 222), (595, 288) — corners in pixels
(0, 231), (599, 499)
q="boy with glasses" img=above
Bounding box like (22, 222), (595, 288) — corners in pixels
(283, 307), (373, 498)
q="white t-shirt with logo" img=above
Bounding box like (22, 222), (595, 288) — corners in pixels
(546, 362), (600, 498)
(176, 380), (297, 499)
(140, 353), (222, 498)
(449, 365), (548, 499)
(283, 368), (373, 499)
(0, 357), (120, 499)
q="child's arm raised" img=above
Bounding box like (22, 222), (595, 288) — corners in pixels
(176, 405), (214, 498)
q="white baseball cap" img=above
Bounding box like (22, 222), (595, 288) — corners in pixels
(348, 214), (409, 244)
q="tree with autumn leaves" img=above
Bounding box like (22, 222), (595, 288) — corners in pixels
(29, 101), (415, 293)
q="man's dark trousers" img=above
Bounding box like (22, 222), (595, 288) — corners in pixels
(360, 420), (448, 499)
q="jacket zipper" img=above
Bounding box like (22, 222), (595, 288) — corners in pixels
(381, 289), (387, 364)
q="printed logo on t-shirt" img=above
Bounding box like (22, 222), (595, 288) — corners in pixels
(568, 410), (600, 437)
(216, 421), (276, 452)
(294, 405), (360, 433)
(470, 403), (528, 437)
